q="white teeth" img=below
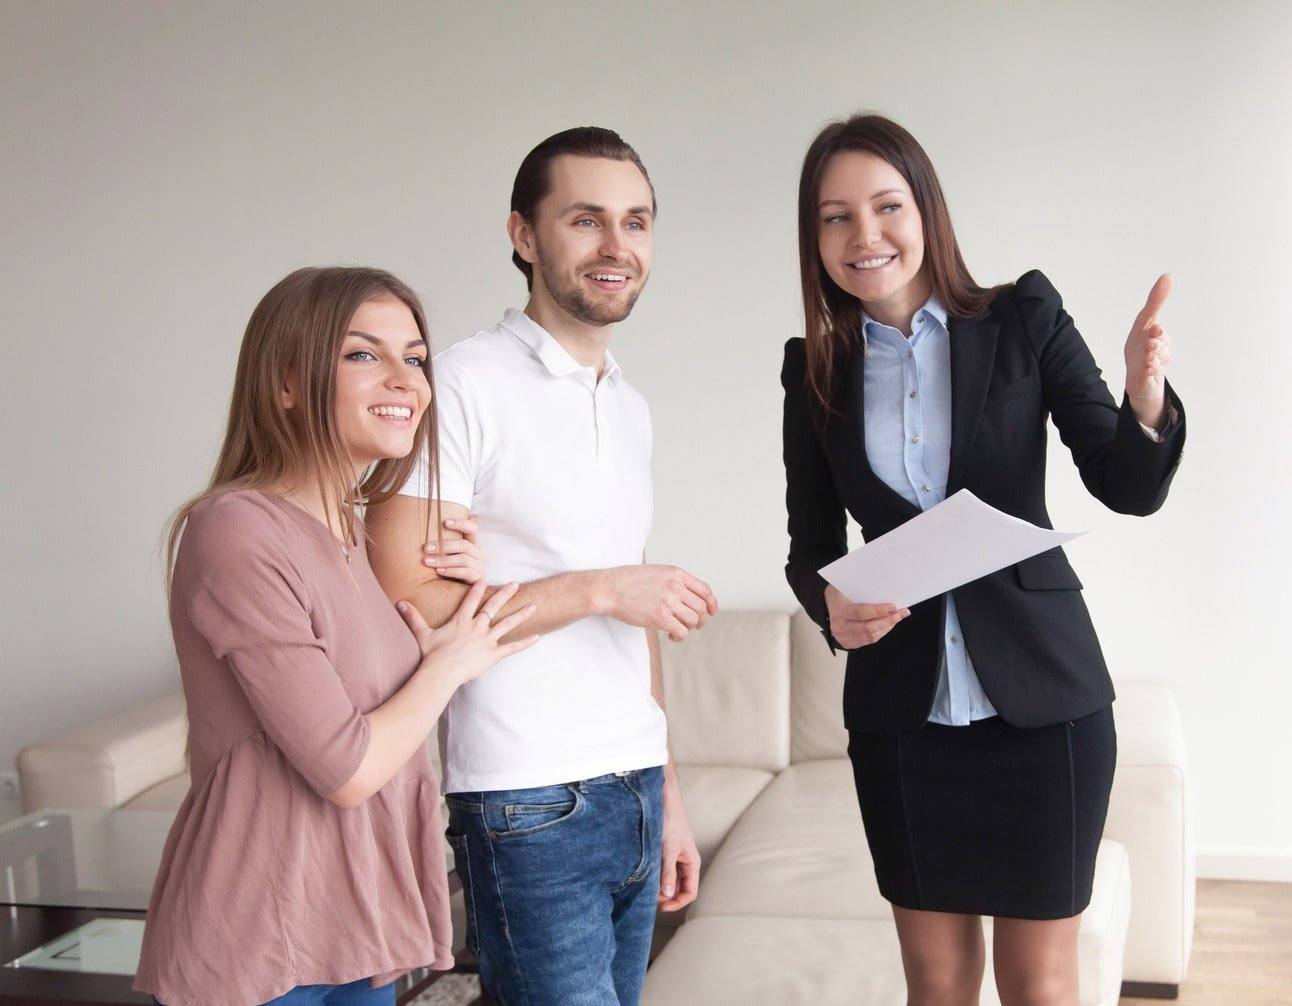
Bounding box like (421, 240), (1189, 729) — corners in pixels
(851, 256), (893, 271)
(369, 406), (412, 418)
(589, 273), (626, 282)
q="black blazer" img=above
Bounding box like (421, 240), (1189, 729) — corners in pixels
(782, 271), (1185, 733)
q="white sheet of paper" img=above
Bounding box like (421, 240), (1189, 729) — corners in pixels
(818, 489), (1085, 608)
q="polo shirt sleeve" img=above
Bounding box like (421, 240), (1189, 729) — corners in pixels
(400, 357), (479, 508)
(175, 497), (371, 798)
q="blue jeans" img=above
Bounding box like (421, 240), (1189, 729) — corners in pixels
(157, 977), (393, 1006)
(446, 766), (664, 1006)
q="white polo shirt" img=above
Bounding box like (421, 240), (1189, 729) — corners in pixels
(401, 309), (668, 794)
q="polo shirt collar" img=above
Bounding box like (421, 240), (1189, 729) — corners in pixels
(500, 308), (623, 385)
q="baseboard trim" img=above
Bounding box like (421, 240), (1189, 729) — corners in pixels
(1121, 981), (1179, 999)
(1196, 848), (1292, 882)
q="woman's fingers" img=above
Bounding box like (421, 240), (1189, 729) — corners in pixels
(489, 603), (536, 639)
(396, 600), (435, 653)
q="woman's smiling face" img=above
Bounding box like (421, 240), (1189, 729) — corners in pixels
(816, 150), (932, 330)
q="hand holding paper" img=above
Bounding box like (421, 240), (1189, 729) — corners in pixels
(819, 490), (1085, 609)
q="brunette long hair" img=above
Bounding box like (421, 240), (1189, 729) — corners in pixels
(798, 114), (1003, 410)
(165, 266), (438, 580)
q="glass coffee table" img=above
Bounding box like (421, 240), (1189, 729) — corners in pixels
(0, 808), (463, 1005)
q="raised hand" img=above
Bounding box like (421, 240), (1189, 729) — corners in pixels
(1124, 274), (1173, 429)
(397, 580), (537, 686)
(422, 513), (485, 584)
(824, 584), (909, 649)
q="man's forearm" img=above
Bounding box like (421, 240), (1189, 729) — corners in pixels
(404, 568), (611, 640)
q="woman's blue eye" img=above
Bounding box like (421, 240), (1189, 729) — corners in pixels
(823, 213), (848, 224)
(345, 350), (376, 362)
(878, 203), (901, 213)
(405, 356), (427, 367)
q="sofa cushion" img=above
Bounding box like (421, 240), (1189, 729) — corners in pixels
(647, 840), (1128, 1006)
(789, 609), (849, 762)
(662, 611), (791, 773)
(674, 765), (776, 871)
(691, 759), (890, 922)
(122, 772), (191, 811)
(642, 916), (908, 1006)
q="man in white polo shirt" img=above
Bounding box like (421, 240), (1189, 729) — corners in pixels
(367, 127), (717, 1006)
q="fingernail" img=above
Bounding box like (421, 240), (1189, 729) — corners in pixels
(423, 557), (435, 566)
(445, 519), (456, 527)
(396, 601), (408, 613)
(425, 543), (438, 553)
(901, 609), (911, 618)
(662, 885), (675, 897)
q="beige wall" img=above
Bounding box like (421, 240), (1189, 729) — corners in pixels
(2, 0), (1288, 879)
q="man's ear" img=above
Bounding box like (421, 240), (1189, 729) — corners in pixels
(507, 210), (538, 266)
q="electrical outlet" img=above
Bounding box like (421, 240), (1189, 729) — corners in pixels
(0, 771), (19, 801)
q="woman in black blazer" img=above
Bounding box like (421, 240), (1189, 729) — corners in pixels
(782, 114), (1185, 1006)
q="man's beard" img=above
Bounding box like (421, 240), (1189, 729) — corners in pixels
(536, 251), (645, 326)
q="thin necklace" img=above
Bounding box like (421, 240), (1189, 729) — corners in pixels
(282, 491), (356, 569)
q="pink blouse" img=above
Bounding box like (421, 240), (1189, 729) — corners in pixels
(134, 491), (453, 1006)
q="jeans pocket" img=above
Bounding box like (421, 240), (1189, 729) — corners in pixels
(489, 787), (583, 840)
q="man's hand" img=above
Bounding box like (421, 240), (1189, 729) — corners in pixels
(658, 775), (700, 912)
(604, 564), (718, 641)
(824, 584), (909, 649)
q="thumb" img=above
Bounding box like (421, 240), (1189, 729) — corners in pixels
(659, 849), (677, 899)
(1139, 273), (1174, 325)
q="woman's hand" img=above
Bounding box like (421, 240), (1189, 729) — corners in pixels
(824, 584), (909, 649)
(397, 580), (537, 686)
(1124, 274), (1174, 429)
(423, 513), (485, 584)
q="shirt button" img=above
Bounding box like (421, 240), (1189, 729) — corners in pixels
(922, 484), (931, 492)
(909, 390), (918, 398)
(951, 636), (959, 644)
(912, 435), (920, 444)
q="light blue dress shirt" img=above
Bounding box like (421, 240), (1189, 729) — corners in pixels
(861, 296), (997, 726)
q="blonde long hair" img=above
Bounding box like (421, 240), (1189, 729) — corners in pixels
(165, 266), (438, 581)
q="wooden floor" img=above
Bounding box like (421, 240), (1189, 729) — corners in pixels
(1121, 879), (1291, 1006)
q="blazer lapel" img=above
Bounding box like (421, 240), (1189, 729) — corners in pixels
(835, 346), (922, 519)
(947, 313), (1000, 492)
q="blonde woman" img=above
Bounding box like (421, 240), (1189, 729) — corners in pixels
(134, 267), (536, 1006)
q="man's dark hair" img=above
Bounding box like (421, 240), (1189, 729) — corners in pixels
(510, 126), (656, 290)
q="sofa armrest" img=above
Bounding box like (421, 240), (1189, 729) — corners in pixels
(16, 694), (188, 813)
(1106, 681), (1195, 987)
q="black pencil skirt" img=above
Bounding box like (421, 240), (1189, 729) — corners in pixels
(847, 705), (1116, 920)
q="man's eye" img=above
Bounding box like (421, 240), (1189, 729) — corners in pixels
(575, 218), (597, 227)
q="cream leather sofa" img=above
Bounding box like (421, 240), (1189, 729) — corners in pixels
(16, 610), (1193, 1004)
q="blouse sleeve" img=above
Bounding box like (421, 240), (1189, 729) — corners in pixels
(174, 496), (371, 798)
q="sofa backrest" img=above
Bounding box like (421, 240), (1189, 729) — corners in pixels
(790, 609), (849, 761)
(660, 610), (792, 772)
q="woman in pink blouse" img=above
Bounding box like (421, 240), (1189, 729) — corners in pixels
(134, 267), (536, 1006)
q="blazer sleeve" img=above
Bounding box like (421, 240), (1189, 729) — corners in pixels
(1015, 270), (1186, 516)
(782, 338), (846, 647)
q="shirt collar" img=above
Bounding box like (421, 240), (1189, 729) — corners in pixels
(860, 293), (949, 348)
(499, 308), (622, 385)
